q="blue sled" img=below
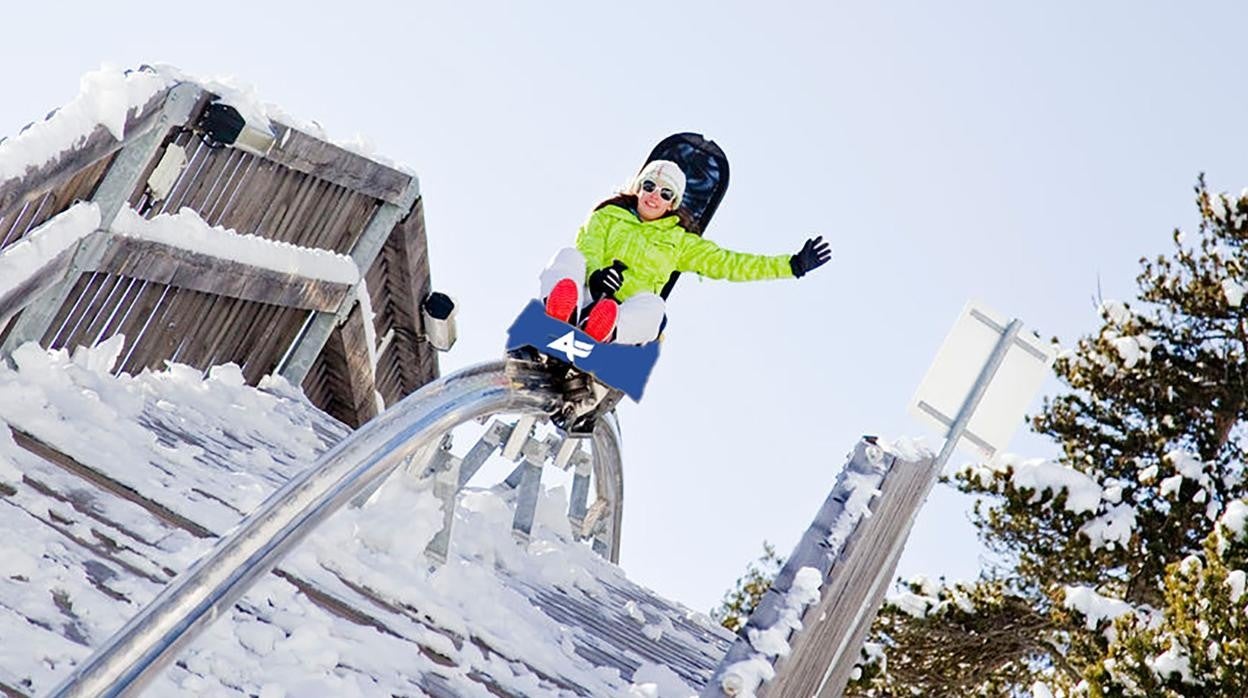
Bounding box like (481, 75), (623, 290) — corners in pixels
(505, 300), (660, 402)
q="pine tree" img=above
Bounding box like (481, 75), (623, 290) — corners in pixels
(1085, 501), (1248, 697)
(847, 178), (1248, 695)
(712, 541), (783, 633)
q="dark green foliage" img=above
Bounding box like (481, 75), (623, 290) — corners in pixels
(712, 541), (783, 633)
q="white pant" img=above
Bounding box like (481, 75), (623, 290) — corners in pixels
(540, 248), (666, 344)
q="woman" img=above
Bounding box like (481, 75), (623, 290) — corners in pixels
(540, 159), (831, 343)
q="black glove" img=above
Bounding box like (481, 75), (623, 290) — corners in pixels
(588, 260), (628, 300)
(790, 236), (831, 278)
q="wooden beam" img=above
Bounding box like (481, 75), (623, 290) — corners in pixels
(0, 88), (173, 217)
(266, 124), (414, 206)
(92, 236), (352, 312)
(8, 427), (215, 539)
(757, 442), (937, 698)
(0, 245), (77, 326)
(330, 303), (380, 428)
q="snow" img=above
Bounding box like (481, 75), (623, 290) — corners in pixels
(718, 656), (775, 698)
(1100, 300), (1132, 326)
(1208, 194), (1228, 220)
(746, 566), (822, 658)
(1062, 586), (1134, 631)
(1227, 570), (1246, 604)
(1159, 474), (1184, 498)
(910, 574), (940, 597)
(1079, 503), (1137, 551)
(150, 64), (411, 174)
(1166, 450), (1207, 482)
(878, 436), (931, 463)
(889, 590), (939, 619)
(0, 340), (728, 696)
(0, 203), (100, 298)
(1222, 278), (1245, 307)
(960, 454), (1105, 514)
(1008, 458), (1103, 514)
(1109, 334), (1155, 368)
(1221, 500), (1248, 542)
(0, 65), (172, 183)
(630, 662), (697, 698)
(0, 62), (410, 198)
(826, 470), (882, 550)
(1032, 682), (1055, 698)
(1147, 641), (1194, 684)
(111, 207), (359, 285)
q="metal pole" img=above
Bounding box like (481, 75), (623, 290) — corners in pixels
(931, 318), (1022, 474)
(49, 359), (559, 698)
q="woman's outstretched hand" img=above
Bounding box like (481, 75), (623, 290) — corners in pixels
(790, 236), (832, 278)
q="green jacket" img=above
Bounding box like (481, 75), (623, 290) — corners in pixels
(575, 205), (794, 301)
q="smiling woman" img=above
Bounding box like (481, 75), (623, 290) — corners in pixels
(537, 142), (830, 345)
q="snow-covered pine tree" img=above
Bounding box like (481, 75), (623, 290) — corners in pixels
(1086, 502), (1248, 696)
(847, 177), (1248, 696)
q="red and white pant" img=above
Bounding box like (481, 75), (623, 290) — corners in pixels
(540, 248), (666, 344)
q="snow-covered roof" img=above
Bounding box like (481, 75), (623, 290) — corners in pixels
(0, 65), (438, 430)
(0, 340), (730, 697)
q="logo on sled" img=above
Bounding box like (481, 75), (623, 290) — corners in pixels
(506, 300), (660, 401)
(547, 331), (594, 361)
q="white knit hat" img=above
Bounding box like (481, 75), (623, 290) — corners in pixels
(629, 160), (687, 208)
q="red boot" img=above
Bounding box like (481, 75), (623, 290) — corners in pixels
(581, 299), (618, 342)
(544, 278), (579, 324)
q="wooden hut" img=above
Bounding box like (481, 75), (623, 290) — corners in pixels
(0, 67), (442, 428)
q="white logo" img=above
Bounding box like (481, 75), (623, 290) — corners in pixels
(547, 331), (594, 361)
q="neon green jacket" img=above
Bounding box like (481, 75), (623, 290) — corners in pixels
(575, 205), (794, 301)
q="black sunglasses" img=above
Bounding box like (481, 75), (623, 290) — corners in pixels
(641, 179), (676, 202)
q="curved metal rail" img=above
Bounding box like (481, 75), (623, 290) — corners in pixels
(49, 358), (627, 697)
(591, 410), (624, 561)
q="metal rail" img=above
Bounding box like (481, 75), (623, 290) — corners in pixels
(50, 359), (563, 698)
(591, 410), (624, 561)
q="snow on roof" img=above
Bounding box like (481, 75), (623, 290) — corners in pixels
(0, 64), (407, 189)
(111, 207), (360, 285)
(0, 66), (171, 183)
(0, 340), (730, 696)
(0, 203), (99, 299)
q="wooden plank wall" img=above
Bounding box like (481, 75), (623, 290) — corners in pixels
(369, 198), (439, 403)
(0, 156), (116, 255)
(0, 77), (441, 429)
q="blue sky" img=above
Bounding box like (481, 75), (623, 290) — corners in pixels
(4, 1), (1248, 614)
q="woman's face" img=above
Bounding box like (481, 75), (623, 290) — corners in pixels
(637, 179), (676, 221)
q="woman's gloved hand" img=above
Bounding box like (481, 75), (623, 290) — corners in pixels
(588, 260), (628, 300)
(790, 236), (832, 278)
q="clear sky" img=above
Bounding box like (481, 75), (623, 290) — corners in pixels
(4, 1), (1248, 615)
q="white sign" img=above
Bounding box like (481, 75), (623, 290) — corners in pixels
(909, 302), (1056, 457)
